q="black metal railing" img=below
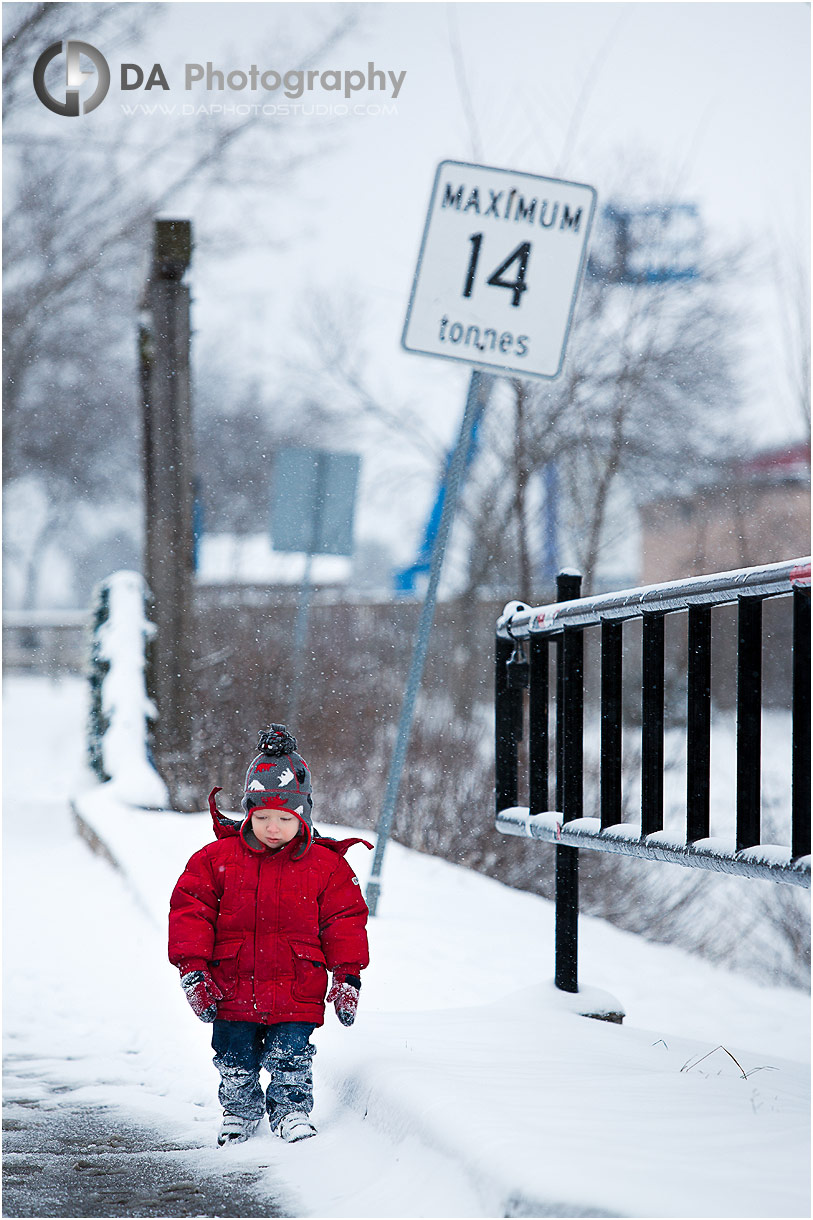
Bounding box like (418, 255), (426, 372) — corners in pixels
(495, 558), (811, 994)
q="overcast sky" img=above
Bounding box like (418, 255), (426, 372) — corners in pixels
(17, 2), (810, 555)
(132, 2), (810, 449)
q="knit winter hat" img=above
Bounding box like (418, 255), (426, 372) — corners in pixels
(242, 725), (313, 840)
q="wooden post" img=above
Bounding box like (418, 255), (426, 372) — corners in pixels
(139, 219), (196, 809)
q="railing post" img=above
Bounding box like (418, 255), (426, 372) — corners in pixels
(641, 612), (665, 836)
(686, 605), (712, 842)
(791, 588), (810, 860)
(555, 571), (582, 993)
(736, 596), (762, 851)
(495, 634), (519, 814)
(600, 620), (623, 829)
(529, 635), (549, 815)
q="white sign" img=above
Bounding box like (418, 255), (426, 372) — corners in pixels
(402, 160), (596, 380)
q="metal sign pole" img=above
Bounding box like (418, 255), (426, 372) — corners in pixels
(379, 158), (596, 911)
(366, 369), (492, 914)
(288, 552), (314, 732)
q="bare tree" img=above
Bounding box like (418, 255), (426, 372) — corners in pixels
(290, 291), (446, 469)
(2, 3), (155, 116)
(454, 210), (744, 601)
(282, 197), (744, 607)
(3, 3), (356, 604)
(771, 243), (811, 432)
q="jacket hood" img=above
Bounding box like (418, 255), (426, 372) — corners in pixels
(207, 787), (372, 857)
(312, 833), (374, 856)
(208, 787), (242, 839)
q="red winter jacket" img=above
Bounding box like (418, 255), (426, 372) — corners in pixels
(168, 788), (372, 1025)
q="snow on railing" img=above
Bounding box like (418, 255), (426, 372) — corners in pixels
(497, 808), (812, 889)
(495, 559), (811, 995)
(496, 558), (811, 638)
(88, 571), (169, 808)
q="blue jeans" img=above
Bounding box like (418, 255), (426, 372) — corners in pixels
(211, 1019), (316, 1129)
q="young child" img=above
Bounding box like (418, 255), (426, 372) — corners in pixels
(168, 724), (371, 1146)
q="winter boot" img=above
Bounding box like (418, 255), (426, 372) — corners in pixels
(217, 1112), (261, 1146)
(277, 1111), (317, 1142)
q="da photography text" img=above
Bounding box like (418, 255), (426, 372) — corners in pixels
(133, 61), (408, 100)
(34, 41), (407, 116)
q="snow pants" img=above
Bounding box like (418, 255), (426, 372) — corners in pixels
(211, 1019), (316, 1131)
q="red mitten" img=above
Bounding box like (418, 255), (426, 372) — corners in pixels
(180, 970), (223, 1022)
(327, 971), (361, 1027)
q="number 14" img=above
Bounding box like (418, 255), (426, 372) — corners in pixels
(463, 234), (531, 307)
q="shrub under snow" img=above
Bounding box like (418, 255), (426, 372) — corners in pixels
(88, 570), (169, 809)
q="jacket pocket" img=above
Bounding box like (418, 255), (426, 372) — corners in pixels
(209, 939), (242, 1000)
(290, 941), (328, 1004)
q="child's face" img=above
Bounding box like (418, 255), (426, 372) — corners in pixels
(250, 809), (300, 849)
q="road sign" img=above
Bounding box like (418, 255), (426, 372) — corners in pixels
(587, 202), (700, 284)
(271, 447), (360, 556)
(402, 160), (596, 380)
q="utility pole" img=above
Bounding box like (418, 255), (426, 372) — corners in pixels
(139, 219), (196, 809)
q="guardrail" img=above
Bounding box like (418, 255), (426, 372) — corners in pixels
(3, 611), (89, 673)
(495, 558), (811, 994)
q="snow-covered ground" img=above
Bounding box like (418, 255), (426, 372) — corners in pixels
(3, 673), (810, 1217)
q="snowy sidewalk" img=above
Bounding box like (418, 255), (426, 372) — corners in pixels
(2, 676), (290, 1217)
(5, 675), (809, 1218)
(76, 775), (810, 1215)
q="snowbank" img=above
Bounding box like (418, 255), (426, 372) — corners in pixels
(73, 780), (810, 1219)
(88, 570), (169, 808)
(198, 534), (351, 585)
(5, 673), (808, 1219)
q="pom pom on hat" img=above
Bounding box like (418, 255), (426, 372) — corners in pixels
(257, 724), (298, 756)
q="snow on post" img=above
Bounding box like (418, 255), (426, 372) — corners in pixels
(88, 571), (169, 808)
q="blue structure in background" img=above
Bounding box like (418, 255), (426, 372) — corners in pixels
(393, 395), (487, 595)
(588, 202), (701, 285)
